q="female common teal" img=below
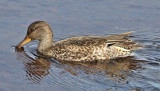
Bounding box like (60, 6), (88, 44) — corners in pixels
(16, 21), (142, 62)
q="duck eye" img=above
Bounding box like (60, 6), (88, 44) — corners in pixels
(31, 28), (37, 32)
(27, 28), (34, 35)
(33, 27), (41, 31)
(31, 28), (35, 31)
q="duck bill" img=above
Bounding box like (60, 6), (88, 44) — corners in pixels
(16, 36), (31, 48)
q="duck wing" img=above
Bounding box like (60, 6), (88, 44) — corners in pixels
(54, 31), (134, 47)
(54, 31), (142, 52)
(54, 36), (108, 46)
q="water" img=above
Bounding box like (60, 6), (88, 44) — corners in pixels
(0, 0), (160, 91)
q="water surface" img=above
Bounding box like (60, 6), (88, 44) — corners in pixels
(0, 0), (160, 91)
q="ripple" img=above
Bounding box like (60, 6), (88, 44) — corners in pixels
(148, 62), (160, 66)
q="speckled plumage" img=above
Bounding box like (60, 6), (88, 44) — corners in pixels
(16, 21), (142, 62)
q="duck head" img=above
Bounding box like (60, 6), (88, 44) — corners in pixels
(16, 21), (53, 48)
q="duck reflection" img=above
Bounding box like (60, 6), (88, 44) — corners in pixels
(25, 58), (51, 84)
(15, 47), (145, 83)
(61, 57), (144, 81)
(15, 47), (52, 84)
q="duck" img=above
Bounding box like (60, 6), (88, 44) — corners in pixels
(16, 21), (142, 62)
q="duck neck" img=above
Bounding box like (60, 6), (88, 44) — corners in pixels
(38, 35), (53, 53)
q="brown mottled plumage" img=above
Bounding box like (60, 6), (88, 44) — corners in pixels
(16, 21), (142, 62)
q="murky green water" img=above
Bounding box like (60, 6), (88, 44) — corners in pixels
(0, 0), (160, 91)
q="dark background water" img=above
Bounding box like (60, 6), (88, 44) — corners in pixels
(0, 0), (160, 91)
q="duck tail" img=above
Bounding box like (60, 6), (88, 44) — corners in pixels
(129, 43), (143, 51)
(119, 31), (134, 37)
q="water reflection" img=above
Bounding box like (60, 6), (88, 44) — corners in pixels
(61, 57), (144, 81)
(25, 58), (51, 84)
(15, 47), (145, 84)
(15, 47), (52, 84)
